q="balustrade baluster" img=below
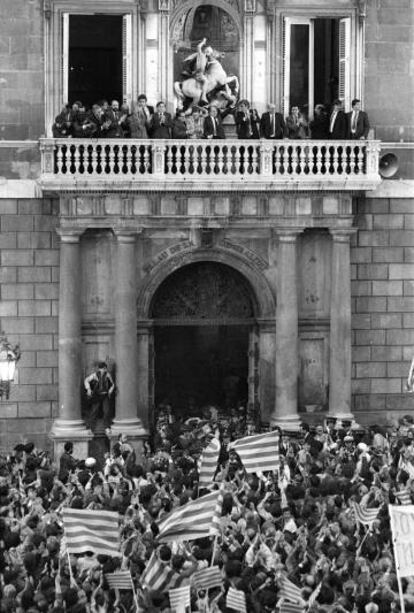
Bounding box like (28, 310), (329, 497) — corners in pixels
(106, 144), (115, 174)
(143, 145), (150, 173)
(315, 144), (323, 175)
(90, 144), (99, 175)
(234, 145), (241, 175)
(274, 145), (282, 174)
(290, 144), (298, 174)
(166, 145), (174, 174)
(216, 145), (224, 174)
(355, 145), (364, 174)
(72, 144), (80, 174)
(182, 144), (190, 174)
(200, 144), (208, 175)
(331, 144), (339, 174)
(299, 145), (307, 174)
(56, 145), (64, 174)
(250, 145), (259, 174)
(125, 144), (133, 175)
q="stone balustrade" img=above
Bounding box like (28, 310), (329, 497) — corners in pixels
(39, 137), (381, 192)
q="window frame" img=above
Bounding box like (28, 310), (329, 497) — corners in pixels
(45, 1), (139, 137)
(275, 5), (363, 119)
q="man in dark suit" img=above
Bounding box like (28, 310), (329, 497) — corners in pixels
(137, 93), (154, 135)
(328, 99), (347, 139)
(235, 99), (260, 139)
(150, 101), (172, 138)
(204, 105), (225, 139)
(260, 103), (286, 139)
(347, 98), (370, 139)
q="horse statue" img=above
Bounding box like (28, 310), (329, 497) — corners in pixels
(174, 47), (239, 109)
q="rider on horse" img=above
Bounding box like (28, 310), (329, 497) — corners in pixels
(182, 38), (213, 104)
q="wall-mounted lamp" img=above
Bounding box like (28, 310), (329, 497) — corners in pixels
(0, 332), (21, 400)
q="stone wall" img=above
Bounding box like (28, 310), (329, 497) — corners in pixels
(0, 0), (44, 139)
(0, 199), (59, 452)
(351, 196), (414, 424)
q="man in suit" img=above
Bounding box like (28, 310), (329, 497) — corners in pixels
(204, 104), (225, 139)
(235, 99), (260, 139)
(150, 101), (173, 138)
(260, 103), (286, 139)
(347, 98), (370, 139)
(328, 99), (347, 139)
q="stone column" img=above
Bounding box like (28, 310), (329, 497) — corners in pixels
(328, 229), (355, 421)
(137, 322), (152, 429)
(51, 229), (92, 458)
(271, 229), (301, 431)
(109, 231), (147, 452)
(258, 319), (276, 425)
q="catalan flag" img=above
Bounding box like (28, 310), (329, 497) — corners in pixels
(169, 585), (191, 612)
(226, 587), (246, 613)
(198, 437), (220, 490)
(279, 601), (306, 613)
(395, 489), (412, 505)
(280, 576), (305, 605)
(192, 565), (222, 591)
(139, 551), (182, 592)
(157, 489), (223, 543)
(229, 430), (280, 474)
(105, 570), (134, 591)
(350, 501), (380, 526)
(62, 507), (120, 557)
(307, 581), (322, 608)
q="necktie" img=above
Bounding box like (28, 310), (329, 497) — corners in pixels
(330, 112), (337, 133)
(271, 114), (275, 136)
(352, 111), (358, 132)
(212, 117), (216, 136)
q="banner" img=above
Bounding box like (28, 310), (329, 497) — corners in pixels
(389, 505), (414, 577)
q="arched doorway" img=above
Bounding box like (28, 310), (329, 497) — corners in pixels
(149, 262), (258, 417)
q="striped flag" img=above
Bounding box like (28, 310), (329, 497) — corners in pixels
(280, 576), (305, 604)
(229, 430), (280, 474)
(199, 437), (220, 489)
(169, 585), (191, 612)
(350, 501), (380, 526)
(157, 489), (223, 543)
(105, 570), (134, 591)
(139, 551), (182, 592)
(395, 489), (412, 505)
(62, 507), (120, 557)
(192, 566), (222, 591)
(226, 587), (246, 613)
(280, 601), (306, 613)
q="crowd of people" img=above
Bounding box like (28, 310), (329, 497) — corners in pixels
(1, 403), (413, 612)
(52, 96), (370, 142)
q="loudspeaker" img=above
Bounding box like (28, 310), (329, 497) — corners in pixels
(379, 152), (399, 178)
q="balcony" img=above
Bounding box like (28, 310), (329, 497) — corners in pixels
(39, 137), (381, 193)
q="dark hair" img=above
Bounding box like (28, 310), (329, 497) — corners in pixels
(352, 98), (360, 107)
(97, 361), (107, 369)
(64, 441), (73, 453)
(138, 94), (147, 102)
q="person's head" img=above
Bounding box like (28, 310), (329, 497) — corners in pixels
(138, 94), (148, 105)
(92, 104), (102, 118)
(239, 99), (250, 112)
(352, 98), (361, 111)
(333, 99), (343, 111)
(209, 105), (218, 117)
(156, 101), (166, 113)
(99, 99), (109, 110)
(111, 100), (119, 111)
(267, 103), (276, 113)
(72, 101), (82, 111)
(291, 106), (300, 116)
(314, 104), (325, 115)
(204, 45), (213, 57)
(63, 442), (73, 454)
(176, 109), (186, 121)
(97, 361), (107, 372)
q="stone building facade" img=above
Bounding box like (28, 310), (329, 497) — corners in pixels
(0, 0), (412, 454)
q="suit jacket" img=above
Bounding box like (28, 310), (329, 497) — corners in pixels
(204, 114), (225, 139)
(235, 110), (260, 139)
(347, 110), (370, 139)
(260, 112), (286, 139)
(328, 110), (347, 139)
(150, 112), (172, 138)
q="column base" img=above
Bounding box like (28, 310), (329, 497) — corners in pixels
(107, 419), (149, 461)
(50, 419), (93, 461)
(270, 414), (301, 433)
(328, 411), (354, 424)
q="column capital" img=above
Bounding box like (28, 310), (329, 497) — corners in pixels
(329, 228), (357, 242)
(56, 228), (84, 243)
(273, 228), (303, 242)
(113, 228), (142, 243)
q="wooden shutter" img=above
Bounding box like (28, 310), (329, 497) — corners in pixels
(282, 17), (290, 117)
(122, 14), (132, 105)
(338, 17), (351, 110)
(62, 13), (69, 104)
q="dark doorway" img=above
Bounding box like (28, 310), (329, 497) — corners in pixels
(68, 15), (123, 108)
(314, 19), (339, 107)
(154, 324), (249, 414)
(150, 262), (256, 418)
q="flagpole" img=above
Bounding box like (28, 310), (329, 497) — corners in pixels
(355, 526), (371, 556)
(210, 534), (218, 566)
(66, 548), (75, 587)
(389, 504), (406, 613)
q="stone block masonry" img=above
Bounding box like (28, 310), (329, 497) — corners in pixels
(0, 199), (59, 452)
(352, 197), (414, 424)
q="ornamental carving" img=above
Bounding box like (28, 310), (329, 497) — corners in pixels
(151, 262), (254, 319)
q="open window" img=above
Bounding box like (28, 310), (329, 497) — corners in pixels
(282, 15), (352, 118)
(61, 13), (132, 107)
